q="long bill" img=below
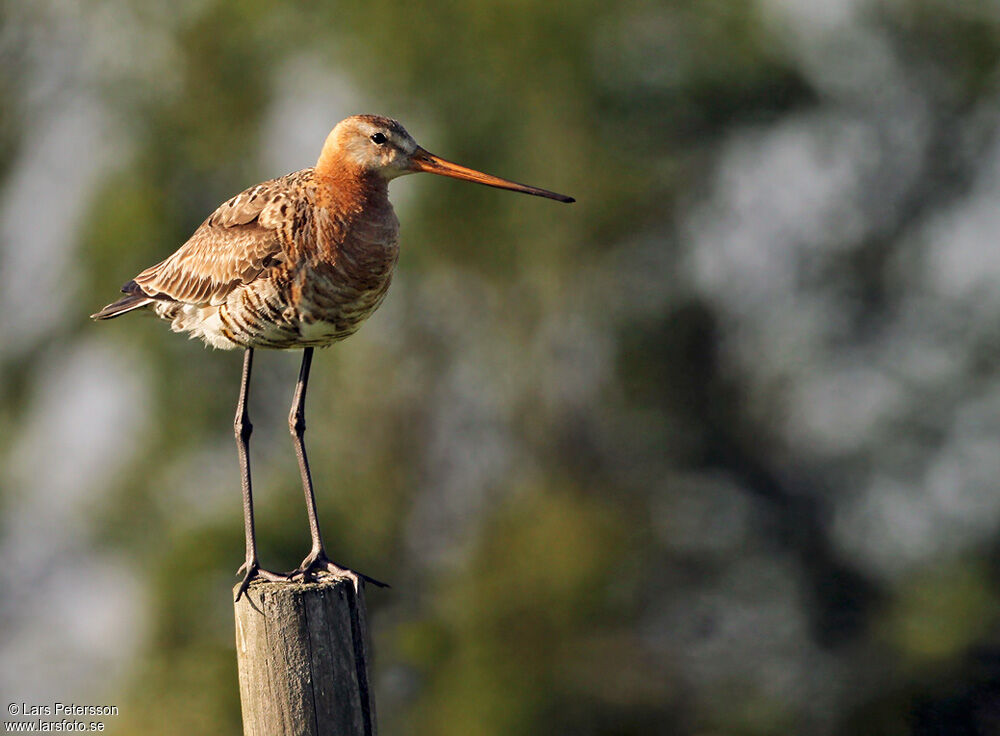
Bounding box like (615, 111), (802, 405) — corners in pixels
(409, 148), (575, 203)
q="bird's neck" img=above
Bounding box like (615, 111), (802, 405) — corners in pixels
(315, 145), (388, 206)
(313, 159), (390, 217)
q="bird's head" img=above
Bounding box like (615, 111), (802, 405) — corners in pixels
(318, 115), (575, 203)
(322, 115), (419, 179)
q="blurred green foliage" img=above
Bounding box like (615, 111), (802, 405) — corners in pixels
(6, 0), (1000, 734)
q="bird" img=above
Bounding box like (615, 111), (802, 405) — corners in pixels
(92, 114), (574, 600)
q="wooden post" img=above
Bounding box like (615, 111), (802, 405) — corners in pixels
(234, 578), (376, 736)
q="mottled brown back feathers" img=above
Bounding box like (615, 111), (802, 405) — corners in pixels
(92, 163), (400, 350)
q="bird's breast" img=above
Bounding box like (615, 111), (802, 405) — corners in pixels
(291, 205), (400, 339)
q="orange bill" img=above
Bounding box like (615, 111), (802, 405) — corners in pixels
(409, 148), (575, 203)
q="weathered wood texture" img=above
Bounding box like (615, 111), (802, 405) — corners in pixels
(234, 579), (376, 736)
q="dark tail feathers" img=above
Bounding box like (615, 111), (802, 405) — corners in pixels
(91, 294), (153, 320)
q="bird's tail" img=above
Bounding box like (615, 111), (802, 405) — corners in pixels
(91, 294), (153, 320)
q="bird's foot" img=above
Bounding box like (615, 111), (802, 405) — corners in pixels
(290, 550), (389, 591)
(235, 560), (291, 601)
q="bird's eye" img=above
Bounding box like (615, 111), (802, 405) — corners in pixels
(370, 132), (387, 145)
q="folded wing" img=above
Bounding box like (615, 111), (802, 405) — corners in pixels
(126, 173), (305, 308)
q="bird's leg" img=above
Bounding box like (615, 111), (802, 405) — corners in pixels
(288, 347), (387, 590)
(234, 348), (289, 601)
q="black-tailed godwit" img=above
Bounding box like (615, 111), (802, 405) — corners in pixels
(93, 115), (574, 599)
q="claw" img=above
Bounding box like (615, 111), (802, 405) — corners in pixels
(289, 551), (389, 591)
(235, 561), (291, 601)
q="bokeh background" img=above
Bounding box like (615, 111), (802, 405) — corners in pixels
(3, 0), (1000, 733)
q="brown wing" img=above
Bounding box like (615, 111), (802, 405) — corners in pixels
(128, 170), (311, 306)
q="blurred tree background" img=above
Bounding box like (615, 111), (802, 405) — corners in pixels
(4, 0), (1000, 733)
